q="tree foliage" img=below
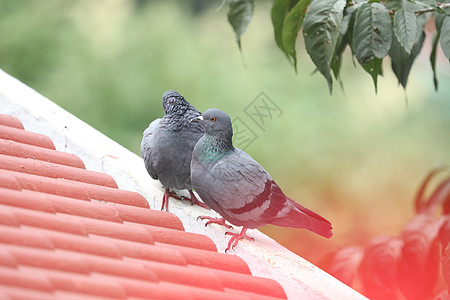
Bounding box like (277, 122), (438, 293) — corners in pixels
(326, 165), (450, 299)
(226, 0), (450, 93)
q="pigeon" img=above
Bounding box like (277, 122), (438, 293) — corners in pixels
(190, 108), (333, 252)
(141, 90), (208, 211)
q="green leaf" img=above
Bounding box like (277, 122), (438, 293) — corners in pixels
(393, 8), (417, 54)
(227, 0), (255, 49)
(271, 0), (299, 60)
(430, 32), (440, 90)
(331, 9), (355, 81)
(384, 0), (401, 10)
(281, 0), (311, 71)
(416, 12), (431, 34)
(430, 12), (445, 90)
(440, 16), (450, 60)
(389, 13), (427, 89)
(362, 57), (383, 93)
(434, 10), (446, 31)
(390, 30), (425, 88)
(330, 36), (345, 81)
(303, 0), (346, 93)
(353, 3), (392, 66)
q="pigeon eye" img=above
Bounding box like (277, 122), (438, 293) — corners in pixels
(210, 117), (216, 122)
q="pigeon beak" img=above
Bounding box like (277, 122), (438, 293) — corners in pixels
(190, 116), (203, 123)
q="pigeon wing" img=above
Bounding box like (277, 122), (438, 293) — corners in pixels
(141, 118), (161, 180)
(209, 150), (269, 208)
(204, 149), (333, 236)
(198, 149), (276, 228)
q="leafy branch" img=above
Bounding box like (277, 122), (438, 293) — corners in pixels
(226, 0), (450, 93)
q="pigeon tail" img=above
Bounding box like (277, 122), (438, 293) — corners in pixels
(270, 199), (333, 238)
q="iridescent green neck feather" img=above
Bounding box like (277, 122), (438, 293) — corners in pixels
(196, 131), (234, 164)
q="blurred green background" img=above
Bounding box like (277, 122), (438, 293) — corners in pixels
(1, 0), (449, 264)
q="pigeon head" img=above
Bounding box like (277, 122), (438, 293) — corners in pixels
(162, 90), (191, 115)
(191, 108), (234, 154)
(192, 109), (233, 135)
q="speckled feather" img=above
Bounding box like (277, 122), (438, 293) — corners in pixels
(141, 90), (204, 191)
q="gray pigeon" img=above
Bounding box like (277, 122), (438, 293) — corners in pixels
(141, 90), (208, 211)
(190, 108), (333, 252)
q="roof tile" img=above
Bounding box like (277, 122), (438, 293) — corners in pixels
(134, 222), (217, 250)
(54, 291), (123, 300)
(89, 275), (196, 300)
(225, 288), (289, 300)
(156, 243), (252, 274)
(2, 205), (87, 235)
(21, 267), (128, 298)
(68, 215), (154, 244)
(0, 188), (183, 229)
(0, 154), (117, 187)
(158, 282), (249, 300)
(0, 124), (55, 150)
(105, 201), (184, 230)
(89, 235), (188, 266)
(0, 208), (19, 227)
(0, 172), (21, 191)
(3, 245), (91, 274)
(0, 285), (58, 300)
(130, 258), (225, 291)
(0, 115), (24, 129)
(82, 254), (159, 282)
(190, 265), (286, 298)
(33, 229), (123, 258)
(0, 169), (149, 207)
(0, 138), (85, 168)
(0, 267), (53, 292)
(0, 226), (122, 259)
(0, 188), (56, 213)
(0, 226), (54, 250)
(0, 114), (288, 299)
(0, 249), (17, 268)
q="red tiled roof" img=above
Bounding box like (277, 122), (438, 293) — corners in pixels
(0, 114), (287, 300)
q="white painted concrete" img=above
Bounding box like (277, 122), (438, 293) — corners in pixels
(0, 69), (366, 300)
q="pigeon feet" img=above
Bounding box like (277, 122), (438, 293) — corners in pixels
(180, 190), (209, 210)
(161, 189), (181, 211)
(225, 227), (254, 253)
(197, 216), (233, 229)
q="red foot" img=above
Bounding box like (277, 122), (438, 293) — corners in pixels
(181, 190), (209, 210)
(197, 216), (233, 229)
(225, 227), (254, 253)
(161, 189), (181, 211)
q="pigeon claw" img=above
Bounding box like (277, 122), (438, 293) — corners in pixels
(197, 216), (233, 229)
(161, 189), (181, 211)
(180, 190), (209, 210)
(224, 228), (253, 253)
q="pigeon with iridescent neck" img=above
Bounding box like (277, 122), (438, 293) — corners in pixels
(190, 108), (333, 252)
(141, 90), (208, 211)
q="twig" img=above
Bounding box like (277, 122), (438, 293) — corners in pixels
(415, 3), (450, 16)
